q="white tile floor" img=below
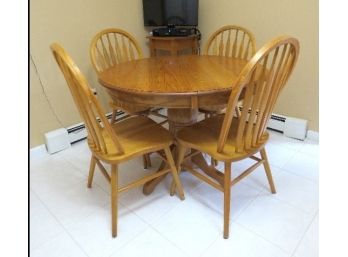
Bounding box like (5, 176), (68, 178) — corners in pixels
(30, 129), (318, 257)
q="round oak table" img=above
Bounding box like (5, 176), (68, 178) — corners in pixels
(98, 55), (247, 194)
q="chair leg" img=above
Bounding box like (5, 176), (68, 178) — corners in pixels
(260, 148), (276, 194)
(170, 145), (186, 196)
(223, 161), (231, 239)
(210, 156), (218, 167)
(146, 153), (152, 168)
(164, 147), (185, 200)
(111, 164), (118, 237)
(110, 109), (118, 124)
(87, 156), (97, 188)
(142, 155), (148, 169)
(142, 154), (152, 169)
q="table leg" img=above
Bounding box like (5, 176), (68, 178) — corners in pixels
(142, 160), (168, 195)
(142, 108), (198, 195)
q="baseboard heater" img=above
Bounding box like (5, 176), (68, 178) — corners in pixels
(267, 114), (287, 133)
(235, 107), (308, 140)
(67, 111), (126, 144)
(44, 111), (124, 154)
(267, 113), (308, 141)
(44, 110), (307, 154)
(66, 111), (307, 143)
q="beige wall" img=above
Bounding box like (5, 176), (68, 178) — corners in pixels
(30, 0), (318, 148)
(30, 0), (150, 147)
(199, 0), (319, 131)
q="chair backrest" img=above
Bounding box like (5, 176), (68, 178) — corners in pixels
(51, 43), (124, 155)
(217, 36), (300, 153)
(204, 25), (256, 60)
(90, 28), (143, 74)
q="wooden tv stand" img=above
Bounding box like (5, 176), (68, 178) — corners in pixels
(147, 35), (200, 56)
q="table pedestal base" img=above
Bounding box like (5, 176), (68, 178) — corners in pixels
(143, 108), (224, 195)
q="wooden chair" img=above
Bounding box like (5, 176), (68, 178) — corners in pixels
(171, 36), (300, 239)
(199, 25), (256, 117)
(199, 25), (257, 166)
(90, 28), (167, 120)
(90, 28), (166, 169)
(51, 43), (185, 238)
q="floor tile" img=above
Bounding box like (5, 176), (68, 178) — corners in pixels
(282, 152), (319, 182)
(110, 227), (188, 257)
(173, 169), (204, 194)
(235, 195), (313, 254)
(190, 179), (261, 221)
(30, 189), (42, 212)
(268, 130), (306, 151)
(231, 158), (280, 192)
(263, 144), (297, 169)
(72, 154), (163, 194)
(67, 203), (149, 257)
(260, 169), (318, 215)
(30, 192), (65, 251)
(299, 140), (319, 159)
(151, 196), (222, 257)
(38, 182), (109, 229)
(114, 156), (202, 225)
(31, 232), (87, 257)
(30, 130), (318, 257)
(61, 143), (92, 176)
(119, 175), (185, 225)
(30, 157), (86, 196)
(202, 222), (290, 257)
(293, 214), (318, 257)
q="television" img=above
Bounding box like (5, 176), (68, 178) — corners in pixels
(143, 0), (199, 27)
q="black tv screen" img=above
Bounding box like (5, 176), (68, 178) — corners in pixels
(143, 0), (199, 26)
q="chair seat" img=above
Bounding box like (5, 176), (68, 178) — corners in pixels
(177, 115), (269, 162)
(90, 116), (173, 163)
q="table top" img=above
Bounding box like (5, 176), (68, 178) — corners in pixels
(98, 55), (247, 97)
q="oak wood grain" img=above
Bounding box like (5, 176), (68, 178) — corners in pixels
(173, 36), (300, 239)
(98, 55), (247, 100)
(147, 35), (199, 56)
(51, 43), (185, 238)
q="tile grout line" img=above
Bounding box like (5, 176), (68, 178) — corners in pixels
(104, 220), (150, 257)
(234, 221), (291, 256)
(289, 210), (318, 257)
(230, 184), (265, 221)
(259, 189), (318, 216)
(147, 221), (203, 257)
(196, 235), (220, 257)
(267, 143), (318, 183)
(275, 165), (319, 184)
(57, 152), (196, 256)
(234, 193), (316, 255)
(33, 190), (150, 257)
(249, 189), (316, 218)
(30, 133), (318, 257)
(267, 140), (306, 153)
(30, 190), (91, 257)
(280, 167), (318, 184)
(104, 228), (149, 257)
(128, 186), (218, 257)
